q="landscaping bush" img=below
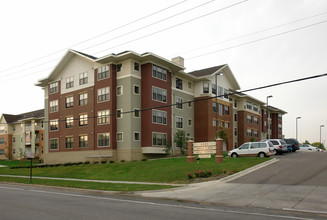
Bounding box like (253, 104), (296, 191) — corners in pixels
(109, 161), (115, 164)
(187, 173), (193, 179)
(101, 161), (107, 164)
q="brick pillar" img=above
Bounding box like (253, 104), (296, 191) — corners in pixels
(215, 138), (223, 163)
(187, 140), (195, 163)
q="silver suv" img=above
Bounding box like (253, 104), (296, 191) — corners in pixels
(262, 139), (288, 155)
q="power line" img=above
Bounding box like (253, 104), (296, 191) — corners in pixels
(2, 72), (326, 125)
(0, 0), (188, 75)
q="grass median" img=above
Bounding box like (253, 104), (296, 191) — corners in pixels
(0, 155), (270, 191)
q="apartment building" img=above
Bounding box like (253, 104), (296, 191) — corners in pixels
(0, 109), (44, 160)
(261, 106), (287, 140)
(35, 49), (286, 163)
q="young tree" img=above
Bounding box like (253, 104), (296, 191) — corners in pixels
(173, 130), (189, 155)
(311, 142), (326, 150)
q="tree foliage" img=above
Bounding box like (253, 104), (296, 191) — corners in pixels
(173, 130), (189, 155)
(311, 142), (325, 150)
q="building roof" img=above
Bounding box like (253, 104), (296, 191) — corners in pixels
(72, 50), (98, 60)
(2, 109), (44, 124)
(188, 65), (226, 77)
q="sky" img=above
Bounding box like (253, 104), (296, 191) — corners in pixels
(1, 0), (327, 144)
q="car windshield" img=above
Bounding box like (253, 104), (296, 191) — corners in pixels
(270, 140), (278, 145)
(239, 143), (249, 150)
(284, 139), (292, 144)
(280, 140), (287, 145)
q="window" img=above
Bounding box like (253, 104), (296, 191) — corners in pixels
(188, 119), (192, 126)
(134, 62), (139, 71)
(98, 133), (110, 147)
(152, 133), (167, 146)
(79, 93), (88, 106)
(176, 97), (183, 109)
(224, 89), (229, 99)
(254, 117), (258, 125)
(117, 109), (122, 119)
(79, 135), (88, 148)
(152, 110), (167, 125)
(246, 101), (252, 110)
(66, 137), (74, 149)
(79, 114), (88, 127)
(0, 126), (4, 133)
(234, 114), (237, 122)
(203, 82), (209, 93)
(134, 132), (140, 141)
(224, 106), (229, 115)
(13, 149), (15, 154)
(212, 119), (217, 127)
(66, 76), (74, 89)
(134, 109), (140, 118)
(219, 104), (223, 116)
(116, 64), (122, 72)
(13, 137), (16, 143)
(253, 104), (259, 112)
(254, 130), (259, 137)
(50, 82), (59, 94)
(218, 86), (224, 97)
(152, 87), (167, 103)
(152, 64), (167, 81)
(66, 116), (74, 128)
(188, 82), (192, 89)
(0, 149), (4, 155)
(97, 65), (110, 80)
(247, 129), (252, 137)
(176, 117), (183, 128)
(117, 86), (123, 95)
(188, 101), (192, 108)
(278, 124), (282, 131)
(66, 96), (74, 108)
(97, 87), (109, 102)
(176, 78), (183, 90)
(98, 110), (110, 124)
(278, 114), (282, 120)
(234, 100), (238, 108)
(213, 102), (217, 112)
(234, 128), (237, 136)
(134, 85), (140, 94)
(212, 83), (217, 94)
(50, 139), (58, 150)
(0, 138), (4, 144)
(240, 143), (250, 150)
(224, 122), (229, 128)
(79, 72), (88, 85)
(117, 132), (123, 142)
(50, 100), (58, 112)
(50, 119), (58, 131)
(247, 115), (252, 123)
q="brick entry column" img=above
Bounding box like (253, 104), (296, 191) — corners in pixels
(187, 140), (195, 163)
(215, 138), (223, 163)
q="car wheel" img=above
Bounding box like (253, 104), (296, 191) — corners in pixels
(258, 152), (265, 158)
(231, 153), (238, 158)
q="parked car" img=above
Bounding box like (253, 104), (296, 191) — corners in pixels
(300, 144), (319, 152)
(228, 141), (275, 158)
(283, 138), (300, 152)
(261, 139), (288, 155)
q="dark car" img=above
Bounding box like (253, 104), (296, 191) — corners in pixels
(283, 138), (300, 152)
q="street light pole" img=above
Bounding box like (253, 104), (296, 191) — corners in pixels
(266, 95), (273, 139)
(320, 125), (324, 148)
(215, 72), (223, 139)
(296, 117), (301, 140)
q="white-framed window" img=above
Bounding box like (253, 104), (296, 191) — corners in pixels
(234, 100), (238, 108)
(98, 133), (110, 147)
(246, 101), (252, 110)
(278, 124), (282, 131)
(224, 89), (229, 99)
(134, 109), (140, 118)
(218, 86), (223, 97)
(213, 102), (217, 112)
(253, 104), (259, 112)
(247, 129), (252, 137)
(79, 72), (88, 85)
(134, 132), (140, 141)
(152, 132), (167, 146)
(134, 62), (140, 71)
(254, 117), (258, 125)
(176, 78), (183, 90)
(97, 87), (110, 102)
(152, 110), (167, 125)
(49, 82), (59, 94)
(234, 114), (237, 122)
(117, 132), (123, 142)
(50, 138), (59, 150)
(188, 118), (192, 126)
(176, 116), (183, 129)
(224, 122), (229, 128)
(176, 97), (183, 109)
(66, 116), (74, 128)
(212, 119), (217, 127)
(79, 135), (88, 148)
(116, 64), (122, 72)
(79, 93), (88, 106)
(224, 106), (229, 115)
(50, 119), (58, 131)
(66, 76), (74, 89)
(219, 104), (223, 116)
(134, 85), (140, 95)
(247, 115), (252, 123)
(234, 128), (237, 136)
(0, 137), (4, 144)
(65, 136), (74, 149)
(212, 83), (217, 94)
(98, 110), (110, 125)
(278, 114), (282, 120)
(117, 109), (123, 119)
(203, 82), (209, 93)
(79, 114), (88, 127)
(97, 65), (110, 80)
(188, 82), (192, 89)
(254, 130), (259, 137)
(152, 86), (167, 103)
(188, 101), (192, 108)
(152, 64), (167, 81)
(66, 96), (74, 108)
(50, 100), (58, 112)
(117, 86), (123, 96)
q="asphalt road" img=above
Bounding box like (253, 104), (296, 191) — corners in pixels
(0, 183), (321, 220)
(230, 151), (327, 186)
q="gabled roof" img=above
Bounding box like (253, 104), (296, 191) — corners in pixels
(2, 109), (44, 124)
(188, 65), (226, 77)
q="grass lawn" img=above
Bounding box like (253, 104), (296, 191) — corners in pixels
(0, 155), (270, 185)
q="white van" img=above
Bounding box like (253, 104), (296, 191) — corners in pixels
(228, 141), (275, 158)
